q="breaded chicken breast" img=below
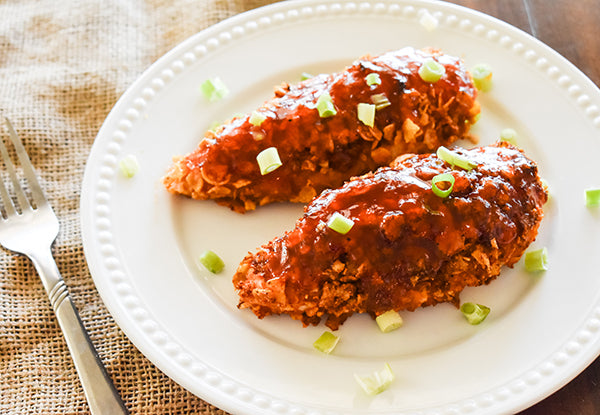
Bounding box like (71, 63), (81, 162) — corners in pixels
(233, 142), (547, 330)
(164, 47), (480, 212)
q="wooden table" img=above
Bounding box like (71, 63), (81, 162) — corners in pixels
(442, 1), (600, 413)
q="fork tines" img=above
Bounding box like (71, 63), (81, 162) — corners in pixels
(0, 117), (45, 219)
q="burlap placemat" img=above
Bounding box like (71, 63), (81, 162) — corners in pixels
(0, 1), (276, 413)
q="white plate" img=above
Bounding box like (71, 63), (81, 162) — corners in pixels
(81, 1), (600, 414)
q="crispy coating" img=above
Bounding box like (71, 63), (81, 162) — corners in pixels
(164, 47), (480, 212)
(233, 142), (548, 330)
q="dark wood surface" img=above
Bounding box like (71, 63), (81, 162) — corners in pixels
(440, 1), (600, 413)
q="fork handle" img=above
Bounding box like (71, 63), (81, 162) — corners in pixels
(31, 249), (129, 415)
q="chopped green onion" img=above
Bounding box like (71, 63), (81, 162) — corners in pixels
(431, 173), (455, 198)
(366, 73), (381, 86)
(436, 146), (477, 171)
(316, 91), (337, 118)
(500, 128), (518, 144)
(460, 302), (490, 325)
(198, 250), (225, 274)
(200, 77), (229, 101)
(313, 331), (339, 354)
(419, 10), (438, 32)
(585, 188), (600, 207)
(418, 58), (445, 83)
(118, 154), (139, 178)
(540, 178), (551, 203)
(375, 310), (403, 333)
(524, 247), (548, 272)
(354, 363), (395, 395)
(371, 93), (391, 110)
(357, 103), (376, 127)
(301, 72), (314, 81)
(250, 130), (265, 141)
(327, 212), (354, 235)
(256, 147), (282, 175)
(249, 111), (267, 127)
(471, 63), (493, 92)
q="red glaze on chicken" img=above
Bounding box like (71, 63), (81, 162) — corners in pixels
(233, 142), (547, 330)
(164, 47), (480, 212)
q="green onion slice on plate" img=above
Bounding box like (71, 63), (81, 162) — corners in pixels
(357, 103), (376, 127)
(375, 310), (403, 333)
(431, 172), (455, 198)
(471, 63), (493, 92)
(198, 250), (225, 274)
(256, 147), (282, 175)
(585, 188), (600, 207)
(500, 128), (518, 144)
(199, 77), (229, 101)
(436, 146), (477, 171)
(118, 154), (139, 178)
(249, 111), (267, 127)
(418, 58), (446, 83)
(316, 92), (337, 118)
(313, 331), (339, 354)
(460, 302), (490, 325)
(327, 212), (354, 235)
(354, 363), (395, 395)
(371, 93), (391, 110)
(366, 73), (381, 86)
(524, 247), (549, 272)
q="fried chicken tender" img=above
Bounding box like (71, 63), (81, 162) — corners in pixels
(233, 142), (548, 330)
(164, 47), (480, 212)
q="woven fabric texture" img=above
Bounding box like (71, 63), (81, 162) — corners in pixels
(0, 1), (275, 413)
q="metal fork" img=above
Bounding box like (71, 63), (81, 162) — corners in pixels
(0, 116), (128, 414)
